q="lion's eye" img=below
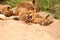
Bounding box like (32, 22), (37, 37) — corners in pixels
(26, 14), (28, 16)
(7, 7), (11, 9)
(30, 14), (32, 16)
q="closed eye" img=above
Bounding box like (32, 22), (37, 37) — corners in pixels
(30, 14), (32, 16)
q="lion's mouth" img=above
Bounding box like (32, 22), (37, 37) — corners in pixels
(28, 16), (32, 21)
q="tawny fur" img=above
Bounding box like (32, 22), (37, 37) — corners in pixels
(14, 1), (35, 16)
(17, 8), (37, 22)
(32, 15), (53, 26)
(32, 0), (40, 12)
(14, 0), (40, 15)
(11, 7), (17, 15)
(13, 0), (53, 26)
(0, 5), (13, 17)
(16, 8), (53, 26)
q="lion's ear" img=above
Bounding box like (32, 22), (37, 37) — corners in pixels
(32, 0), (37, 5)
(7, 6), (11, 10)
(32, 0), (37, 9)
(45, 15), (49, 19)
(32, 0), (40, 12)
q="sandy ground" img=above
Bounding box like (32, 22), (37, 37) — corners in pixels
(0, 20), (60, 40)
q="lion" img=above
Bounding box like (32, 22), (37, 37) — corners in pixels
(0, 5), (13, 17)
(17, 8), (37, 22)
(16, 7), (53, 26)
(13, 0), (53, 26)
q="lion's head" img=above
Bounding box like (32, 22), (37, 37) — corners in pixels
(3, 5), (13, 17)
(17, 8), (37, 22)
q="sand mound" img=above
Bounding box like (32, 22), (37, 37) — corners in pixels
(0, 20), (60, 40)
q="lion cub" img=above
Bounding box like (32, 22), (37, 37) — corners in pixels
(0, 5), (13, 17)
(14, 0), (53, 26)
(14, 0), (40, 20)
(16, 7), (53, 26)
(16, 8), (37, 22)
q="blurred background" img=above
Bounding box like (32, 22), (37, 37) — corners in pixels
(0, 0), (60, 19)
